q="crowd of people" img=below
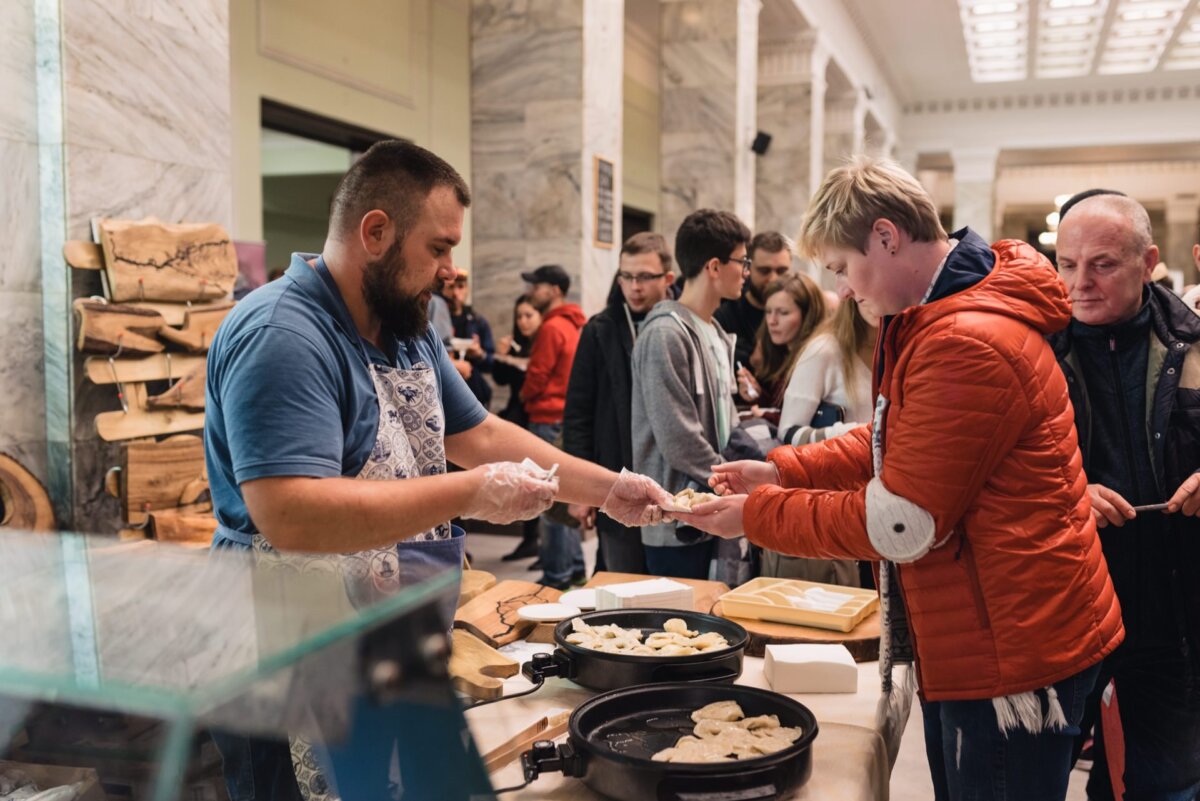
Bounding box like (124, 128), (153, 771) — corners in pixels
(210, 139), (1200, 801)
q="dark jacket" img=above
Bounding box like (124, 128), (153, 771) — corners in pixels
(715, 292), (763, 369)
(1051, 282), (1200, 657)
(450, 306), (495, 409)
(564, 301), (640, 534)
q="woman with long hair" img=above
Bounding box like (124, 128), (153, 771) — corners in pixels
(761, 298), (880, 584)
(737, 274), (826, 418)
(493, 294), (543, 561)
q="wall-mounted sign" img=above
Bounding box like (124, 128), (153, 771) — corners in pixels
(594, 156), (615, 248)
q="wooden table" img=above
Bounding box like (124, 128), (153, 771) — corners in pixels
(465, 641), (890, 801)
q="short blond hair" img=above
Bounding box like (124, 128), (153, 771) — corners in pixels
(798, 155), (947, 260)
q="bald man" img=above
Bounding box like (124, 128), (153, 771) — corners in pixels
(1053, 194), (1200, 801)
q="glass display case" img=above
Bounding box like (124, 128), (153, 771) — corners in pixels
(0, 530), (494, 801)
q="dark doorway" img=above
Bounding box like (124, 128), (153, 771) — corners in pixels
(622, 206), (654, 243)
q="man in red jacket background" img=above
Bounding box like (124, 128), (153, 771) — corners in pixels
(521, 264), (588, 588)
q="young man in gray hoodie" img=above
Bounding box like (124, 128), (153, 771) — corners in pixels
(631, 209), (750, 578)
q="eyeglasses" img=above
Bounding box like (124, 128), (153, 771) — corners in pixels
(617, 272), (668, 285)
(723, 256), (753, 274)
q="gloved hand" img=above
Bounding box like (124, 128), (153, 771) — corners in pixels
(599, 469), (674, 527)
(461, 461), (558, 524)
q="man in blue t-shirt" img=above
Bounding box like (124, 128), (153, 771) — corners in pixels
(205, 140), (673, 801)
(207, 140), (671, 557)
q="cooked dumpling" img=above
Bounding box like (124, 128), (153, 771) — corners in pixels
(691, 700), (745, 723)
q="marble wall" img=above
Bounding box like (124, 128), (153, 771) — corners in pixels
(951, 148), (999, 243)
(0, 0), (48, 489)
(822, 92), (862, 177)
(659, 0), (759, 244)
(754, 83), (811, 241)
(39, 0), (233, 530)
(470, 0), (622, 331)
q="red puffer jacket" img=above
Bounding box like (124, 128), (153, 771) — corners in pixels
(522, 303), (587, 424)
(744, 240), (1124, 701)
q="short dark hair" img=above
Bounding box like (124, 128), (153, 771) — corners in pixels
(749, 231), (791, 260)
(1058, 188), (1126, 221)
(621, 231), (673, 272)
(674, 209), (752, 281)
(328, 140), (471, 240)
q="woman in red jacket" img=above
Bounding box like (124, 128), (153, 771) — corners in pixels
(675, 157), (1124, 801)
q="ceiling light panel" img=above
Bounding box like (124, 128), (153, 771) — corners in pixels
(960, 0), (1030, 81)
(1035, 0), (1108, 77)
(1164, 12), (1200, 67)
(1095, 0), (1186, 74)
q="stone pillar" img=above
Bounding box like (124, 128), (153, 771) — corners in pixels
(951, 147), (999, 243)
(822, 89), (865, 176)
(0, 0), (48, 495)
(755, 32), (825, 242)
(34, 1), (232, 529)
(1165, 195), (1200, 286)
(470, 0), (622, 326)
(659, 0), (760, 244)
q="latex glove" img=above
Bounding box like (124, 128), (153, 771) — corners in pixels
(708, 461), (780, 496)
(599, 469), (674, 527)
(461, 461), (557, 524)
(671, 494), (747, 539)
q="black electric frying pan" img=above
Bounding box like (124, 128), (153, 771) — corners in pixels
(520, 682), (819, 801)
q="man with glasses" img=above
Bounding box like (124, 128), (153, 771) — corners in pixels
(564, 232), (676, 574)
(631, 210), (750, 578)
(716, 231), (795, 368)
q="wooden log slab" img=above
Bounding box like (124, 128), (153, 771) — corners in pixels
(85, 352), (206, 385)
(119, 434), (208, 523)
(713, 602), (881, 663)
(96, 384), (205, 442)
(73, 298), (165, 356)
(149, 509), (218, 545)
(157, 301), (235, 352)
(64, 239), (103, 270)
(459, 569), (497, 606)
(453, 580), (563, 648)
(0, 454), (55, 531)
(449, 629), (520, 701)
(147, 360), (206, 411)
(98, 218), (238, 303)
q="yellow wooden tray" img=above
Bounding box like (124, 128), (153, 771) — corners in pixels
(718, 577), (879, 633)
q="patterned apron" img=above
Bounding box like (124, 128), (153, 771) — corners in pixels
(253, 353), (465, 801)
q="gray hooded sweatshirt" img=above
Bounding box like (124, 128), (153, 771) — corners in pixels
(631, 299), (737, 547)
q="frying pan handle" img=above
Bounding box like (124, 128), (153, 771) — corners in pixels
(521, 649), (576, 682)
(520, 740), (584, 783)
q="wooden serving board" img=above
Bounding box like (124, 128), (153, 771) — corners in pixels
(449, 629), (520, 701)
(98, 218), (238, 303)
(120, 434), (208, 523)
(453, 579), (562, 648)
(584, 571), (731, 615)
(459, 569), (497, 606)
(0, 454), (55, 531)
(713, 602), (881, 662)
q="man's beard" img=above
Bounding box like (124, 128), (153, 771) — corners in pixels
(361, 240), (432, 341)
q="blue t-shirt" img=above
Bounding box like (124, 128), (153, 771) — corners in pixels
(205, 253), (488, 544)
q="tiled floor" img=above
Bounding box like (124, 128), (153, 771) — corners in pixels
(465, 531), (1089, 800)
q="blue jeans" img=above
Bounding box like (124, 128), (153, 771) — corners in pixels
(529, 422), (584, 584)
(643, 536), (717, 580)
(923, 663), (1100, 801)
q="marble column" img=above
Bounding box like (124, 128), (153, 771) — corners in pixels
(755, 32), (825, 242)
(470, 0), (623, 327)
(659, 0), (760, 244)
(951, 147), (999, 243)
(0, 0), (48, 490)
(1165, 195), (1199, 286)
(35, 0), (232, 529)
(822, 89), (865, 176)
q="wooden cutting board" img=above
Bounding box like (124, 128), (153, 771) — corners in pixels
(585, 571), (730, 615)
(712, 603), (881, 662)
(459, 569), (497, 606)
(120, 434), (208, 523)
(453, 579), (562, 647)
(0, 454), (55, 531)
(449, 629), (520, 701)
(98, 218), (238, 303)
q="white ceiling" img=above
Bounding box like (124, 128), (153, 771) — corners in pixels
(842, 0), (1200, 104)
